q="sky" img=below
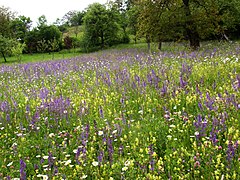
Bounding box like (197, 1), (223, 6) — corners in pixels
(0, 0), (108, 26)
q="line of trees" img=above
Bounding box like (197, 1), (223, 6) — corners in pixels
(131, 0), (240, 50)
(1, 0), (240, 62)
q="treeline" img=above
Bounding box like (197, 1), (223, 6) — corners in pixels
(1, 0), (240, 62)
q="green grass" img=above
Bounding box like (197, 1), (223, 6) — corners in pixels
(1, 40), (239, 65)
(0, 49), (83, 64)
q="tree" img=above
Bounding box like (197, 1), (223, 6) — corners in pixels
(0, 6), (15, 37)
(62, 11), (86, 37)
(62, 10), (85, 26)
(38, 25), (61, 44)
(37, 15), (47, 29)
(48, 38), (59, 59)
(25, 22), (62, 53)
(11, 41), (26, 62)
(82, 3), (119, 50)
(210, 0), (240, 39)
(24, 29), (40, 53)
(134, 0), (240, 50)
(127, 5), (139, 44)
(108, 0), (130, 43)
(136, 0), (175, 51)
(0, 35), (17, 62)
(64, 36), (73, 49)
(37, 39), (48, 54)
(10, 15), (32, 42)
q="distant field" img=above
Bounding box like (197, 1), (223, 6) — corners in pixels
(1, 41), (233, 65)
(0, 42), (239, 179)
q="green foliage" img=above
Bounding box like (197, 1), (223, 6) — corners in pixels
(11, 42), (26, 61)
(0, 35), (21, 62)
(0, 6), (15, 37)
(10, 16), (32, 42)
(127, 5), (139, 43)
(24, 29), (40, 53)
(37, 15), (47, 28)
(63, 36), (73, 49)
(133, 0), (240, 49)
(37, 39), (48, 53)
(62, 10), (86, 26)
(82, 3), (120, 51)
(25, 24), (61, 53)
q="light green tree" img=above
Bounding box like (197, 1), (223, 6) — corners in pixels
(0, 35), (18, 62)
(37, 39), (48, 59)
(11, 42), (26, 62)
(48, 38), (59, 60)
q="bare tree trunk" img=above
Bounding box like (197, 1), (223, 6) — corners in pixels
(183, 0), (200, 50)
(1, 52), (7, 62)
(158, 35), (162, 50)
(158, 42), (162, 50)
(146, 35), (151, 53)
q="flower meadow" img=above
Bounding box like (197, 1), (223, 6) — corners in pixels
(0, 44), (239, 179)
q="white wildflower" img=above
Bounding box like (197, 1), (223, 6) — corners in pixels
(112, 130), (117, 134)
(195, 131), (200, 136)
(122, 166), (128, 171)
(98, 131), (104, 136)
(64, 159), (71, 166)
(7, 162), (13, 167)
(92, 161), (99, 167)
(49, 133), (55, 138)
(43, 156), (49, 160)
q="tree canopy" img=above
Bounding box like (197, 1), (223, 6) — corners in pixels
(82, 3), (120, 50)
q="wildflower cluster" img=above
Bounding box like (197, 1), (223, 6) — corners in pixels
(0, 45), (239, 179)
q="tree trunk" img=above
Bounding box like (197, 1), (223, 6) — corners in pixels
(158, 41), (162, 50)
(183, 0), (200, 50)
(146, 35), (151, 53)
(1, 52), (7, 62)
(158, 35), (162, 50)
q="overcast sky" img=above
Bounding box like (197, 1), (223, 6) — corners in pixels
(0, 0), (108, 26)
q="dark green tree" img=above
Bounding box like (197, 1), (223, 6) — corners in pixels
(127, 5), (139, 44)
(0, 6), (15, 37)
(10, 15), (32, 42)
(82, 3), (119, 50)
(108, 0), (130, 43)
(25, 24), (61, 53)
(37, 15), (47, 28)
(64, 36), (73, 49)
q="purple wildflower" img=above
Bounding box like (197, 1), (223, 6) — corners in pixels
(98, 150), (104, 165)
(48, 152), (54, 169)
(107, 137), (114, 165)
(148, 144), (155, 171)
(194, 115), (208, 140)
(20, 159), (26, 180)
(226, 140), (239, 164)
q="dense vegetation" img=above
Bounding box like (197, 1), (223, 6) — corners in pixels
(0, 42), (239, 179)
(0, 0), (239, 179)
(1, 0), (240, 62)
